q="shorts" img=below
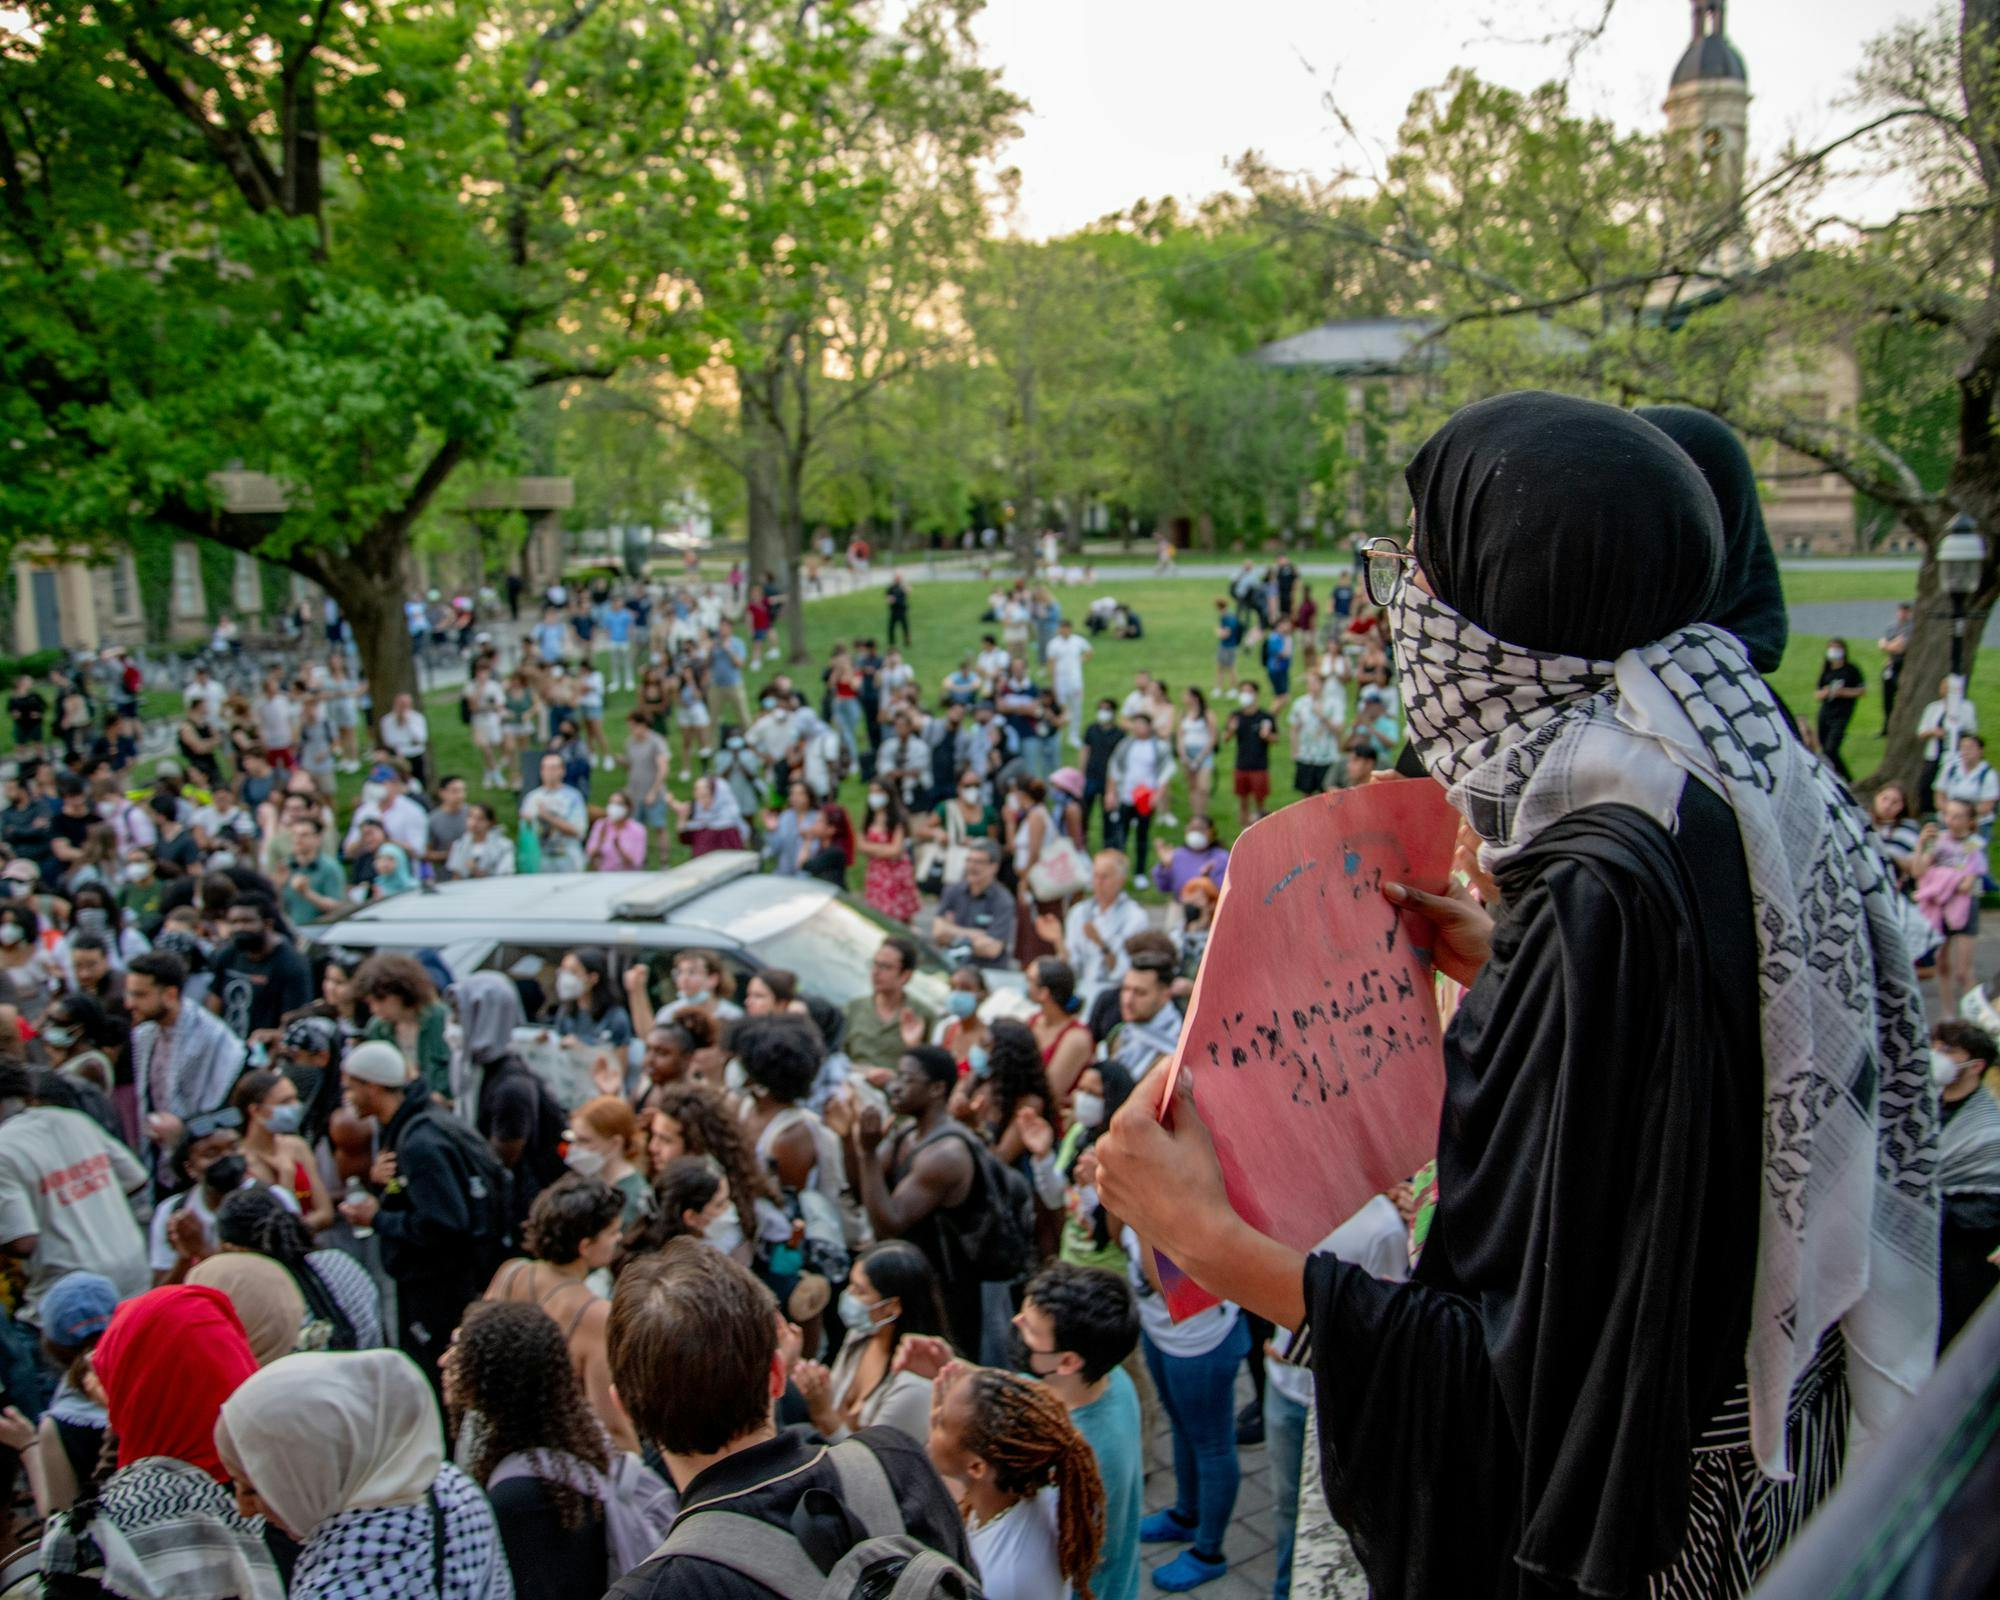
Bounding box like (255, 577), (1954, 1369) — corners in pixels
(1216, 648), (1236, 670)
(1946, 900), (1982, 939)
(638, 798), (669, 830)
(329, 700), (358, 729)
(1234, 767), (1270, 800)
(472, 714), (503, 745)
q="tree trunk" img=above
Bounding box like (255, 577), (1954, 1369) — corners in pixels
(322, 553), (419, 720)
(779, 459), (810, 664)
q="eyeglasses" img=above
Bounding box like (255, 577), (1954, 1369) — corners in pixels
(1363, 538), (1418, 608)
(186, 1107), (245, 1140)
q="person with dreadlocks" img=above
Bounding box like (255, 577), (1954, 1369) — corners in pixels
(215, 1186), (382, 1350)
(923, 1360), (1106, 1600)
(445, 1299), (673, 1598)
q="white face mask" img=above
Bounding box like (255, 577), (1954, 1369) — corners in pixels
(0, 925), (22, 947)
(867, 791), (888, 811)
(703, 1208), (744, 1255)
(565, 1145), (608, 1178)
(1072, 1090), (1106, 1130)
(606, 802), (629, 822)
(724, 1058), (748, 1094)
(555, 970), (586, 1002)
(1095, 708), (1114, 725)
(960, 788), (981, 805)
(1826, 648), (1845, 665)
(1931, 1049), (1966, 1090)
(1185, 831), (1210, 853)
(360, 781), (387, 808)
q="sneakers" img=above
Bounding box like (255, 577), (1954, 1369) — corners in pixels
(1139, 1509), (1195, 1545)
(1152, 1550), (1227, 1593)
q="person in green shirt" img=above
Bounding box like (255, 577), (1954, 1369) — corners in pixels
(353, 951), (454, 1100)
(279, 818), (348, 929)
(117, 852), (165, 934)
(841, 935), (935, 1073)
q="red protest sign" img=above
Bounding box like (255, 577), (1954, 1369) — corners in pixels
(1154, 777), (1458, 1319)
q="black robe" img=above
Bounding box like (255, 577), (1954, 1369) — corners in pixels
(1307, 786), (1763, 1599)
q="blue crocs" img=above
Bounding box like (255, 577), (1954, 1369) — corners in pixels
(1153, 1549), (1229, 1592)
(1138, 1508), (1196, 1545)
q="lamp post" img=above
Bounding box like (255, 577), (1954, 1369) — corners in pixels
(1939, 513), (1986, 682)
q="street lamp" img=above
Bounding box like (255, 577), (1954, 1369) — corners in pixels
(1939, 513), (1986, 682)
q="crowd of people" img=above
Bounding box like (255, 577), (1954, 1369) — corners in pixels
(0, 393), (1984, 1600)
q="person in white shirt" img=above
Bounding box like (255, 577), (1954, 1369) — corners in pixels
(147, 1111), (303, 1277)
(1106, 714), (1176, 864)
(922, 1361), (1103, 1600)
(522, 752), (588, 872)
(378, 693), (431, 788)
(975, 637), (1011, 695)
(875, 708), (931, 809)
(1935, 731), (2000, 826)
(0, 1064), (151, 1322)
(181, 666), (227, 723)
(445, 802), (516, 880)
(252, 681), (299, 765)
(1917, 673), (1980, 809)
(1264, 1196), (1409, 1598)
(1057, 852), (1150, 1000)
(1045, 619), (1092, 748)
(1118, 671), (1158, 728)
(343, 768), (428, 859)
(191, 785), (259, 853)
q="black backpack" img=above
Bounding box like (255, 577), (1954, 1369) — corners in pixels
(401, 1109), (516, 1272)
(917, 1124), (1033, 1285)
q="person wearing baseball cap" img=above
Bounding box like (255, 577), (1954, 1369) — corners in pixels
(0, 1270), (122, 1515)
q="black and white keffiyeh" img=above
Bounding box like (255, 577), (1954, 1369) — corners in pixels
(40, 1457), (285, 1600)
(1392, 581), (1938, 1479)
(290, 1463), (512, 1600)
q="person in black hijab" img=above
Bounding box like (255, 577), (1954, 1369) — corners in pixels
(1636, 405), (1788, 674)
(1092, 392), (1935, 1600)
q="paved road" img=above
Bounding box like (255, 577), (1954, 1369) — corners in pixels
(1790, 598), (2000, 651)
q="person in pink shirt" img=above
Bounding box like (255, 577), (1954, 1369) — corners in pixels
(585, 790), (649, 872)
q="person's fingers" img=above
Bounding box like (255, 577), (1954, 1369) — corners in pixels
(1384, 880), (1455, 918)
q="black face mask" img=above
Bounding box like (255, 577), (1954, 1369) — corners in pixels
(1007, 1328), (1063, 1381)
(202, 1153), (248, 1195)
(234, 928), (271, 955)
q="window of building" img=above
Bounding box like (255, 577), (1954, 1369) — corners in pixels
(232, 551), (260, 613)
(1345, 475), (1366, 525)
(1345, 421), (1366, 458)
(171, 543), (203, 618)
(108, 552), (138, 622)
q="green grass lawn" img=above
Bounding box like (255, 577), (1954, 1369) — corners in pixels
(198, 563), (1996, 873)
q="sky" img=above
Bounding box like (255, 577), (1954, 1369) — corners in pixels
(969, 0), (1939, 237)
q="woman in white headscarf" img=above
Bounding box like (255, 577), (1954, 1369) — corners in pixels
(216, 1348), (513, 1600)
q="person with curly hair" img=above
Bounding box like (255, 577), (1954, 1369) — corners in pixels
(623, 1008), (716, 1118)
(352, 951), (450, 1098)
(646, 1081), (778, 1255)
(924, 1360), (1106, 1600)
(480, 1175), (634, 1453)
(972, 1016), (1059, 1170)
(445, 1299), (662, 1598)
(215, 1186), (383, 1351)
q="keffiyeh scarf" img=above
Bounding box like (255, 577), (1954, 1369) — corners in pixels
(291, 1463), (512, 1600)
(40, 1457), (284, 1600)
(1391, 583), (1938, 1478)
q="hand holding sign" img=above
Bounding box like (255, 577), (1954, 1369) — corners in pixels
(1142, 778), (1458, 1319)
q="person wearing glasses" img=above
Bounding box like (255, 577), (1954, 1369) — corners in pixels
(1096, 395), (1930, 1599)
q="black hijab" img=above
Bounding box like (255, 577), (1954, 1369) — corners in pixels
(1407, 392), (1723, 658)
(1637, 405), (1788, 673)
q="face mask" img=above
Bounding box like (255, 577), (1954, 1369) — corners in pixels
(760, 697), (776, 711)
(703, 1208), (744, 1255)
(1095, 708), (1114, 725)
(867, 791), (888, 811)
(1238, 690), (1256, 708)
(960, 788), (982, 805)
(724, 1058), (748, 1094)
(968, 1044), (991, 1079)
(0, 925), (23, 947)
(123, 860), (154, 884)
(263, 1102), (303, 1136)
(566, 1145), (608, 1178)
(1008, 1328), (1062, 1380)
(74, 908), (109, 934)
(202, 1153), (247, 1194)
(40, 1023), (76, 1050)
(838, 1288), (888, 1335)
(1931, 1050), (1965, 1090)
(1184, 831), (1210, 853)
(727, 737), (746, 751)
(606, 803), (629, 822)
(1827, 648), (1846, 664)
(1072, 1090), (1106, 1130)
(360, 781), (387, 808)
(555, 970), (586, 1003)
(946, 989), (978, 1019)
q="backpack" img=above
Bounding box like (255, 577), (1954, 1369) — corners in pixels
(488, 1449), (677, 1583)
(400, 1109), (515, 1272)
(651, 1436), (981, 1599)
(916, 1124), (1033, 1286)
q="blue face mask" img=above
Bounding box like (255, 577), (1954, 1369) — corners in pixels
(968, 1045), (992, 1079)
(263, 1102), (303, 1136)
(946, 990), (978, 1019)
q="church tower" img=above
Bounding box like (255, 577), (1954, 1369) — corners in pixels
(1663, 0), (1750, 209)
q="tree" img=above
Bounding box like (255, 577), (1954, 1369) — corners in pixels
(0, 0), (822, 703)
(1249, 7), (1983, 792)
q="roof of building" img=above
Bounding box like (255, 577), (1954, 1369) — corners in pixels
(1253, 316), (1440, 373)
(1671, 2), (1746, 87)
